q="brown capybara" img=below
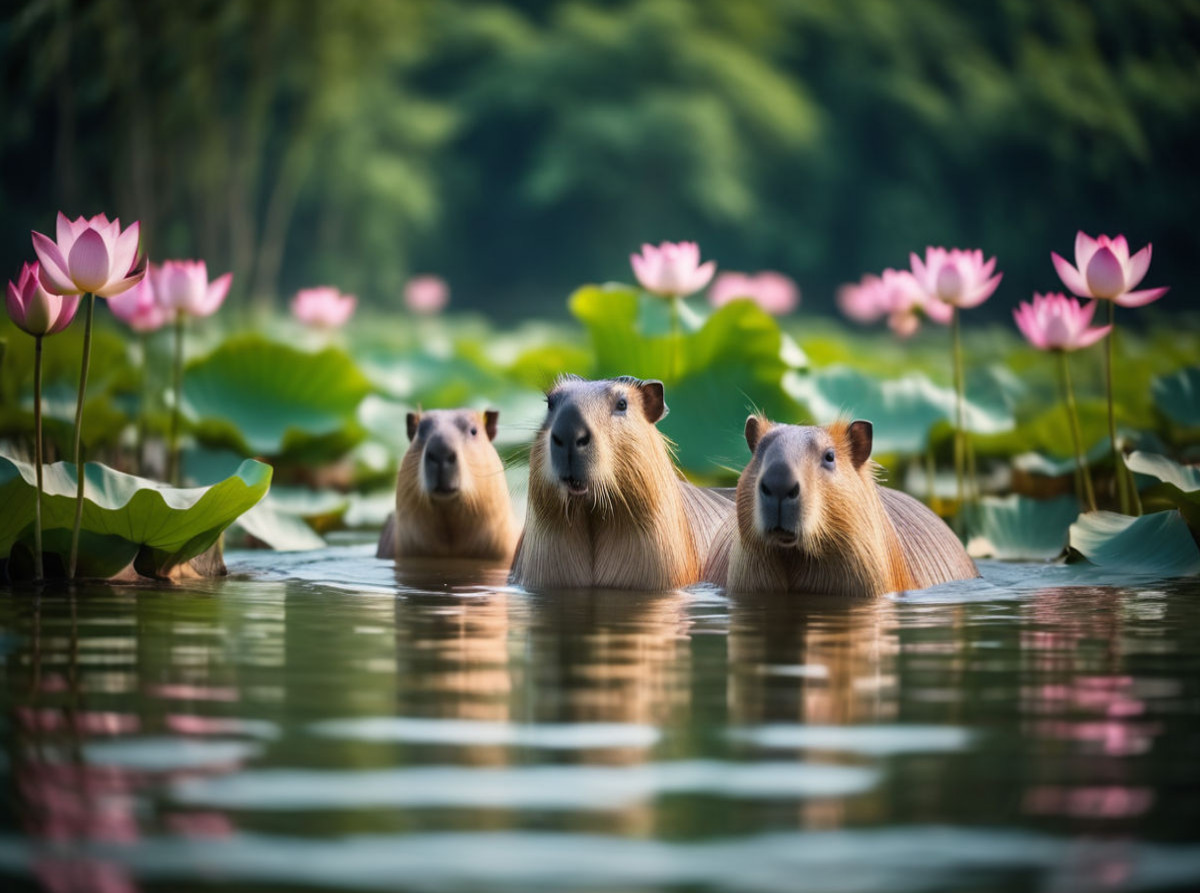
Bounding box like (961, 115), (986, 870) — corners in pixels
(704, 416), (979, 597)
(376, 408), (518, 562)
(509, 375), (732, 590)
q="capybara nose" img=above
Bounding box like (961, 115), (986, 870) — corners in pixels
(550, 405), (592, 479)
(758, 464), (800, 535)
(424, 436), (460, 494)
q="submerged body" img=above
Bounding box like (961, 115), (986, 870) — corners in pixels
(376, 408), (518, 563)
(510, 375), (732, 590)
(704, 417), (978, 597)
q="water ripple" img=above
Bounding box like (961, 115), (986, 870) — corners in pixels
(310, 717), (661, 750)
(728, 724), (973, 755)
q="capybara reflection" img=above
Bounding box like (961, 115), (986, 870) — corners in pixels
(510, 375), (732, 590)
(704, 417), (978, 596)
(376, 408), (518, 562)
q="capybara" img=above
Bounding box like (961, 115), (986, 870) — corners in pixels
(704, 416), (979, 596)
(509, 375), (733, 590)
(376, 408), (518, 562)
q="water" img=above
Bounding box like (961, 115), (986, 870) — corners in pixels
(2, 545), (1200, 893)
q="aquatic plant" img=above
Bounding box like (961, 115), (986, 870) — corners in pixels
(1052, 232), (1169, 515)
(404, 275), (449, 315)
(630, 241), (717, 380)
(708, 271), (799, 315)
(292, 286), (358, 328)
(1013, 292), (1111, 510)
(5, 261), (80, 582)
(31, 212), (146, 579)
(148, 261), (233, 485)
(910, 246), (1003, 512)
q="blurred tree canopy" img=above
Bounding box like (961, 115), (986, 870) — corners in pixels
(2, 0), (1197, 320)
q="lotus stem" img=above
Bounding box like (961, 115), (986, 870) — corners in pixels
(951, 306), (966, 513)
(68, 292), (96, 580)
(33, 335), (44, 583)
(669, 295), (681, 382)
(168, 313), (185, 485)
(1058, 349), (1096, 512)
(1103, 301), (1136, 515)
(136, 333), (149, 476)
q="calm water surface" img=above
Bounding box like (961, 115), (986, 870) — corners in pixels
(2, 545), (1199, 892)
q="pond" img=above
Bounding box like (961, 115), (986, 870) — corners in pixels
(1, 547), (1199, 893)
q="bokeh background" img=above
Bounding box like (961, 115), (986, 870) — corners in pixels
(2, 0), (1197, 320)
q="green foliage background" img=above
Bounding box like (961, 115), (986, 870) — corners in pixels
(1, 0), (1196, 319)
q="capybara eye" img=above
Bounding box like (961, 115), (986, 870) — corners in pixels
(470, 427), (478, 436)
(823, 448), (836, 467)
(615, 397), (628, 413)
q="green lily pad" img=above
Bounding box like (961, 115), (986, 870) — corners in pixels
(233, 497), (327, 551)
(1152, 367), (1200, 428)
(965, 494), (1080, 561)
(0, 455), (272, 580)
(183, 335), (372, 458)
(1127, 451), (1200, 533)
(1069, 510), (1200, 577)
(569, 284), (804, 478)
(788, 367), (1014, 455)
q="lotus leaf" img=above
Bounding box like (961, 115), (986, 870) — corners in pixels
(0, 456), (271, 579)
(1069, 510), (1200, 577)
(183, 335), (372, 458)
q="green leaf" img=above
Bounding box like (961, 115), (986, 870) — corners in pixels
(183, 335), (372, 458)
(1127, 451), (1200, 533)
(1152, 367), (1200, 428)
(788, 367), (1014, 455)
(1126, 451), (1200, 492)
(233, 498), (327, 551)
(1069, 510), (1200, 577)
(965, 494), (1080, 561)
(0, 456), (272, 579)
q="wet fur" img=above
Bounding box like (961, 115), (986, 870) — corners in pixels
(704, 418), (978, 597)
(510, 376), (732, 590)
(376, 409), (518, 562)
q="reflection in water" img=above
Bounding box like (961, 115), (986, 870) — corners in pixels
(728, 595), (898, 830)
(0, 559), (1199, 893)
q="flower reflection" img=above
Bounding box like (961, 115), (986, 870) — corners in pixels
(1024, 785), (1154, 819)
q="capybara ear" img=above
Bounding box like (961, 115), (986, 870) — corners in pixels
(847, 420), (873, 468)
(745, 415), (771, 453)
(483, 409), (499, 442)
(638, 380), (668, 423)
(406, 412), (420, 441)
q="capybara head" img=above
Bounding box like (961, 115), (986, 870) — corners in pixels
(403, 408), (502, 503)
(530, 374), (670, 511)
(739, 416), (876, 554)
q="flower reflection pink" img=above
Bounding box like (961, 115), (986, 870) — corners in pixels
(34, 859), (138, 893)
(18, 707), (139, 736)
(1023, 785), (1154, 819)
(147, 683), (238, 702)
(1031, 718), (1160, 756)
(166, 714), (256, 736)
(165, 811), (235, 838)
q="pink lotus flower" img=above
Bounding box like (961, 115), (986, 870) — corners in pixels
(1051, 231), (1168, 307)
(910, 246), (1003, 309)
(31, 212), (145, 297)
(6, 261), (80, 336)
(292, 286), (357, 327)
(150, 260), (233, 319)
(708, 271), (799, 315)
(630, 241), (716, 298)
(404, 275), (449, 315)
(883, 268), (952, 337)
(1014, 292), (1112, 352)
(107, 277), (168, 333)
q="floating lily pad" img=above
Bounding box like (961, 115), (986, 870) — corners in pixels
(0, 455), (271, 580)
(1152, 367), (1200, 428)
(1069, 510), (1200, 577)
(183, 335), (372, 458)
(233, 497), (327, 551)
(965, 495), (1080, 561)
